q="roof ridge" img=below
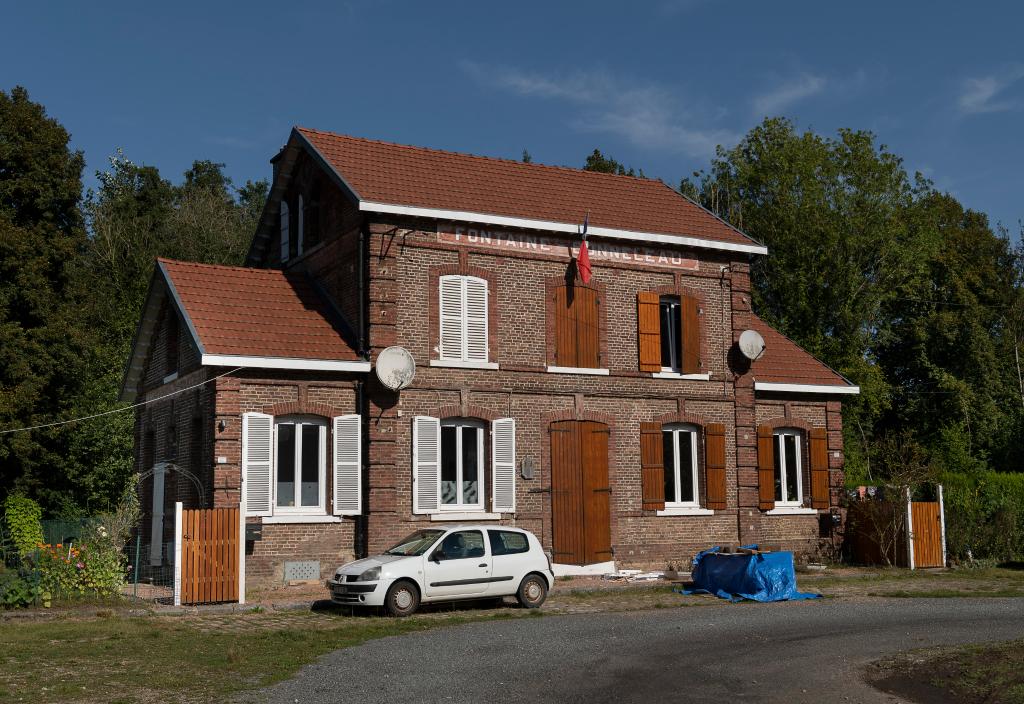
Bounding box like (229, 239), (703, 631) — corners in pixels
(295, 126), (664, 187)
(158, 257), (283, 275)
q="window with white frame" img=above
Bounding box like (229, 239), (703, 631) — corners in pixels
(773, 429), (803, 506)
(663, 423), (700, 506)
(439, 275), (488, 362)
(440, 419), (484, 510)
(659, 295), (682, 372)
(275, 415), (326, 513)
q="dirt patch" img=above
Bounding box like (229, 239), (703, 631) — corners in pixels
(867, 640), (1024, 704)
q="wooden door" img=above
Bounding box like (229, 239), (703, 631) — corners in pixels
(911, 501), (943, 568)
(550, 421), (611, 565)
(181, 507), (240, 604)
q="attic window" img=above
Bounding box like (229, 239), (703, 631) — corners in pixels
(166, 312), (179, 377)
(280, 201), (291, 263)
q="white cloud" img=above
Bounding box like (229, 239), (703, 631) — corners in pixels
(752, 73), (826, 116)
(459, 62), (737, 158)
(958, 64), (1024, 114)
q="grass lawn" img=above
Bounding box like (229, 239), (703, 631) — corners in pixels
(870, 639), (1024, 703)
(0, 607), (538, 704)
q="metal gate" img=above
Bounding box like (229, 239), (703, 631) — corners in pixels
(174, 504), (242, 605)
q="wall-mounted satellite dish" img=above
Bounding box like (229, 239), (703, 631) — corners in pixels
(375, 346), (416, 391)
(738, 329), (766, 361)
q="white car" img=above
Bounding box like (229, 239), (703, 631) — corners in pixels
(326, 525), (554, 616)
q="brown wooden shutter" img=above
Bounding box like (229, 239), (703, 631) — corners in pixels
(640, 422), (665, 511)
(809, 427), (829, 509)
(704, 423), (727, 510)
(757, 425), (775, 510)
(577, 286), (600, 368)
(681, 293), (701, 374)
(553, 285), (577, 367)
(637, 292), (661, 372)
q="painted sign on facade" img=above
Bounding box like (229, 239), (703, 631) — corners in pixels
(437, 222), (699, 271)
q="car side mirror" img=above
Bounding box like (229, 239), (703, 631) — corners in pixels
(431, 549), (446, 563)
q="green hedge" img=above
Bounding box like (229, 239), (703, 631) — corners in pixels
(940, 471), (1024, 563)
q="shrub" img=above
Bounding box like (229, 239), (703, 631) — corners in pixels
(3, 495), (44, 556)
(941, 471), (1024, 563)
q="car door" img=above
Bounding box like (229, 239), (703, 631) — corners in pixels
(485, 529), (533, 596)
(422, 529), (492, 599)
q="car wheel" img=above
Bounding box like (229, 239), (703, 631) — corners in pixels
(516, 573), (548, 609)
(385, 580), (420, 617)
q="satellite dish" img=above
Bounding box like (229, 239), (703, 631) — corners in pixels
(375, 346), (416, 391)
(738, 329), (766, 361)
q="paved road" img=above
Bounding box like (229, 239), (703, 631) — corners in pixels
(260, 598), (1024, 704)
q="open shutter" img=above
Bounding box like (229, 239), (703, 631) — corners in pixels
(704, 423), (727, 510)
(439, 276), (464, 360)
(412, 416), (441, 514)
(332, 415), (361, 515)
(640, 422), (665, 510)
(465, 277), (489, 362)
(297, 194), (305, 255)
(757, 425), (775, 510)
(279, 202), (290, 262)
(242, 412), (273, 517)
(491, 418), (516, 513)
(809, 427), (829, 509)
(637, 292), (661, 372)
(681, 293), (701, 374)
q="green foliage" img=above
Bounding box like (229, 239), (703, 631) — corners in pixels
(583, 149), (644, 177)
(3, 494), (43, 555)
(0, 567), (46, 609)
(941, 471), (1024, 563)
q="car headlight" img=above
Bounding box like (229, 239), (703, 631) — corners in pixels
(356, 566), (381, 581)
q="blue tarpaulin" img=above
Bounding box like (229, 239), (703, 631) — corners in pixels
(682, 546), (821, 602)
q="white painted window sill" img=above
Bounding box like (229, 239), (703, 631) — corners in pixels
(162, 372), (179, 384)
(656, 507), (715, 516)
(430, 512), (502, 521)
(652, 371), (711, 381)
(546, 366), (610, 376)
(430, 359), (499, 370)
(766, 507), (817, 516)
(261, 515), (343, 524)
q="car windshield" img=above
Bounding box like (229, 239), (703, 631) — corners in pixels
(385, 529), (445, 556)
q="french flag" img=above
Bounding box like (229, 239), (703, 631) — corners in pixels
(577, 212), (592, 284)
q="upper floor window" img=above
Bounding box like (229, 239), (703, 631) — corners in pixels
(165, 311), (179, 377)
(553, 283), (601, 369)
(439, 275), (489, 363)
(296, 194), (305, 257)
(773, 429), (803, 506)
(637, 290), (700, 374)
(663, 424), (699, 506)
(279, 201), (290, 263)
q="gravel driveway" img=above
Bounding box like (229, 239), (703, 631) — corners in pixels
(258, 598), (1024, 704)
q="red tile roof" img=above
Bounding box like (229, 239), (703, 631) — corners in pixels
(748, 314), (852, 387)
(296, 127), (760, 249)
(159, 258), (361, 361)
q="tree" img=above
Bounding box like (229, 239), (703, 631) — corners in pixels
(0, 86), (90, 506)
(682, 118), (936, 479)
(583, 149), (644, 177)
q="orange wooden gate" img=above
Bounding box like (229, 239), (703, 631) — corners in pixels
(911, 501), (943, 568)
(180, 507), (240, 604)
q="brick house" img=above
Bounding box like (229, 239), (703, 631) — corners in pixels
(121, 127), (858, 584)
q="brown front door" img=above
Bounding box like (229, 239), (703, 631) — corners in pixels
(550, 420), (611, 565)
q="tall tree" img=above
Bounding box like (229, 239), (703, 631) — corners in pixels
(583, 149), (644, 177)
(0, 86), (89, 505)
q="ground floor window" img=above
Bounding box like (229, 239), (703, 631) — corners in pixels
(663, 424), (699, 506)
(773, 429), (803, 506)
(276, 416), (326, 512)
(440, 419), (484, 510)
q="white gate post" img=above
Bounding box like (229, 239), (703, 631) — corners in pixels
(905, 487), (915, 570)
(938, 484), (947, 568)
(173, 502), (183, 606)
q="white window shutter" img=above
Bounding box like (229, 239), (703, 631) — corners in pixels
(242, 412), (273, 517)
(412, 416), (441, 514)
(464, 277), (488, 361)
(491, 418), (516, 513)
(439, 276), (464, 360)
(279, 201), (290, 262)
(332, 415), (361, 515)
(297, 194), (305, 255)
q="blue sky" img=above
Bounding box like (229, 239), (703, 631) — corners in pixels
(4, 0), (1023, 234)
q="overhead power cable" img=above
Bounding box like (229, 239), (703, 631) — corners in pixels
(0, 367), (242, 436)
